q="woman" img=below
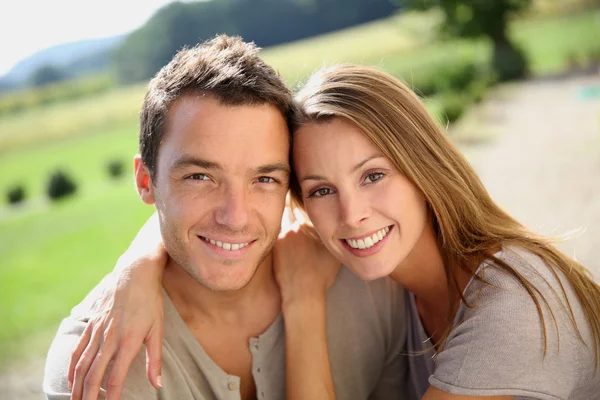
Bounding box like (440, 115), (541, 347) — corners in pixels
(69, 65), (600, 399)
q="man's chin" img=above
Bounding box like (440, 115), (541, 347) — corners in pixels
(191, 264), (258, 292)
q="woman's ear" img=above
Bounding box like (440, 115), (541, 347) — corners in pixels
(134, 155), (156, 205)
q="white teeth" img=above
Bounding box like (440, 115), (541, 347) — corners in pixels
(370, 233), (380, 244)
(201, 236), (249, 251)
(344, 227), (391, 250)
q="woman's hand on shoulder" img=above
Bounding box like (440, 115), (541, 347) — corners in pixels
(273, 207), (341, 308)
(69, 213), (168, 400)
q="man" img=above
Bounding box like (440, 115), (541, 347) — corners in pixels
(43, 35), (407, 400)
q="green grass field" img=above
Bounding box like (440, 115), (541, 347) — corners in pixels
(1, 8), (599, 368)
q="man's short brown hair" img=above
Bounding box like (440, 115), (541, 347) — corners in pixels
(139, 35), (293, 180)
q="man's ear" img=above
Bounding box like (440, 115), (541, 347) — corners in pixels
(134, 155), (156, 205)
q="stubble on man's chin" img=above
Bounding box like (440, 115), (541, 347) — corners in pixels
(167, 234), (279, 292)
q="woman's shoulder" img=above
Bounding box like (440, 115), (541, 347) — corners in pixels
(465, 245), (589, 335)
(469, 245), (573, 295)
(430, 246), (598, 399)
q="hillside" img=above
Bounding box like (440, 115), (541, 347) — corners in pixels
(0, 35), (125, 87)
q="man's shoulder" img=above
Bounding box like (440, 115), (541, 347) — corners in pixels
(330, 267), (404, 305)
(43, 316), (86, 398)
(326, 267), (406, 330)
(43, 279), (155, 399)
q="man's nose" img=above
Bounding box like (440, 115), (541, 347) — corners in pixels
(215, 184), (249, 230)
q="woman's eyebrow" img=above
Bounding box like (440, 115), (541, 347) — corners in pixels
(351, 154), (385, 173)
(300, 154), (384, 183)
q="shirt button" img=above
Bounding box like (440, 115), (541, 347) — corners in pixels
(254, 344), (259, 351)
(228, 381), (238, 391)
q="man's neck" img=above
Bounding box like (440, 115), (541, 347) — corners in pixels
(162, 255), (280, 400)
(162, 254), (281, 331)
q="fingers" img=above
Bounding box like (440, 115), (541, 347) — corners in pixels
(68, 322), (93, 389)
(144, 322), (164, 389)
(71, 324), (103, 400)
(104, 338), (140, 400)
(81, 335), (117, 400)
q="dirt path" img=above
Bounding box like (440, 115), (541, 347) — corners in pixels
(455, 73), (600, 278)
(1, 74), (599, 399)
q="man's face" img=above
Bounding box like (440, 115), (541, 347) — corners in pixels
(139, 94), (290, 291)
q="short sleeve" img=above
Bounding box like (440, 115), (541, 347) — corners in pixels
(430, 252), (593, 400)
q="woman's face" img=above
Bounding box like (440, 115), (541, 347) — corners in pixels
(293, 117), (428, 280)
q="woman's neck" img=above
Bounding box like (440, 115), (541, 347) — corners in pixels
(387, 221), (475, 342)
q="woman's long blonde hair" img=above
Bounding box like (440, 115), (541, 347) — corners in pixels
(288, 64), (600, 365)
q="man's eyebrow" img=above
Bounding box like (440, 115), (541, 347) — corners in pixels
(255, 163), (291, 177)
(171, 155), (224, 171)
(300, 154), (384, 183)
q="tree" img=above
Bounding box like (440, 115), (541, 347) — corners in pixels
(406, 0), (532, 81)
(30, 64), (65, 87)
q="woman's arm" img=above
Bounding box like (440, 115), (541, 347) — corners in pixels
(273, 213), (341, 400)
(422, 387), (512, 400)
(283, 296), (334, 400)
(68, 213), (167, 400)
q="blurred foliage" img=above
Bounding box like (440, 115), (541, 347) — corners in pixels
(46, 170), (77, 201)
(439, 92), (468, 124)
(6, 185), (25, 205)
(30, 65), (65, 87)
(0, 82), (143, 153)
(531, 0), (600, 16)
(0, 73), (115, 116)
(405, 0), (532, 81)
(107, 159), (125, 179)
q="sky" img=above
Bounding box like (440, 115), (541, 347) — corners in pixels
(0, 0), (185, 76)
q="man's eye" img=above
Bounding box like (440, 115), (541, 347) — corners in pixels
(364, 172), (384, 184)
(309, 187), (333, 198)
(257, 176), (276, 184)
(188, 173), (209, 181)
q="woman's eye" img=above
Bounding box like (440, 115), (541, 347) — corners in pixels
(309, 187), (333, 198)
(364, 172), (384, 184)
(257, 176), (276, 184)
(188, 173), (210, 181)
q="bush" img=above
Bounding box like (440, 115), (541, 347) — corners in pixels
(468, 79), (489, 103)
(46, 170), (77, 201)
(439, 93), (467, 125)
(107, 160), (125, 179)
(433, 63), (479, 93)
(492, 43), (528, 82)
(7, 185), (26, 205)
